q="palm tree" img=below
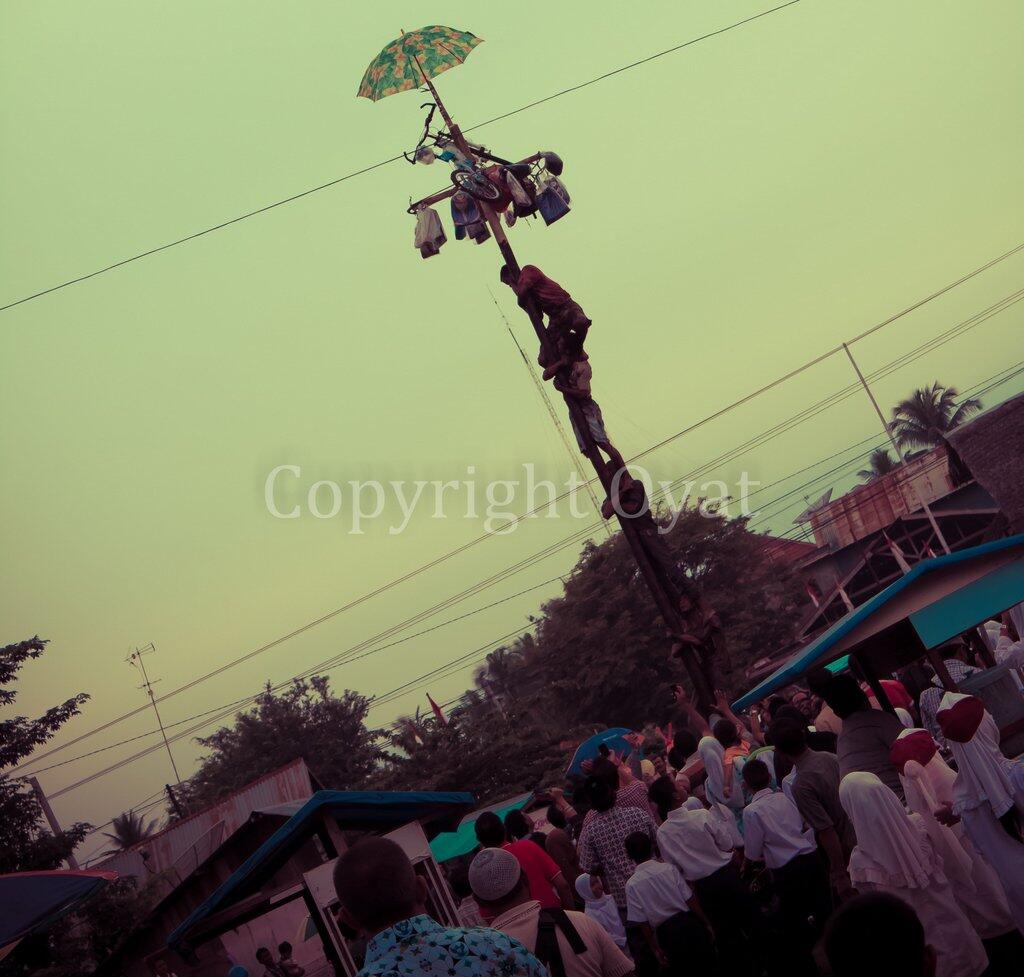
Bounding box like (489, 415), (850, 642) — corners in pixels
(857, 448), (899, 481)
(101, 810), (159, 853)
(889, 382), (982, 450)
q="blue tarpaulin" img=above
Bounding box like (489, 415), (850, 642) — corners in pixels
(168, 790), (473, 953)
(733, 533), (1024, 711)
(0, 870), (117, 949)
(567, 728), (633, 776)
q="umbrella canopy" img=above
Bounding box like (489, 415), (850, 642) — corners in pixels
(567, 728), (634, 777)
(0, 870), (117, 949)
(357, 26), (482, 102)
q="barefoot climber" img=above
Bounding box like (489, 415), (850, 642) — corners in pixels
(603, 472), (724, 686)
(500, 264), (625, 476)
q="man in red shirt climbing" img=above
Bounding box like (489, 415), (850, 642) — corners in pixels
(501, 264), (626, 479)
(500, 264), (591, 345)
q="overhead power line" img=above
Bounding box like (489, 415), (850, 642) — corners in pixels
(0, 2), (807, 313)
(41, 353), (1024, 801)
(12, 267), (1023, 777)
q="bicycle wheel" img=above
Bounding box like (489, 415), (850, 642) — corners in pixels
(450, 169), (502, 202)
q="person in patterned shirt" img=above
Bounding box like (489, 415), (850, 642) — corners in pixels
(333, 837), (547, 977)
(577, 776), (657, 910)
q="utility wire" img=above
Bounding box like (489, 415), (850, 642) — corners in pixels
(13, 271), (1023, 775)
(41, 356), (1024, 800)
(0, 2), (805, 314)
(20, 573), (564, 777)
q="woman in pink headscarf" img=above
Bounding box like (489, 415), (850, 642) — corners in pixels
(891, 727), (1015, 940)
(839, 771), (988, 977)
(936, 692), (1024, 933)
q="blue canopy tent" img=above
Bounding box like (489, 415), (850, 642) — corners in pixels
(733, 533), (1024, 712)
(168, 790), (472, 960)
(0, 869), (117, 953)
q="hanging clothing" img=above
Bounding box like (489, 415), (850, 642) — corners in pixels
(536, 173), (571, 225)
(839, 772), (988, 977)
(574, 874), (628, 952)
(413, 206), (446, 259)
(894, 729), (1015, 939)
(939, 693), (1024, 934)
(450, 191), (490, 243)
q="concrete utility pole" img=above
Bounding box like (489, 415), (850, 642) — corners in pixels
(408, 91), (716, 710)
(842, 343), (952, 555)
(29, 776), (80, 869)
(128, 643), (182, 784)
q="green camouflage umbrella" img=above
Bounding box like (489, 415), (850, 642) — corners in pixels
(357, 26), (482, 102)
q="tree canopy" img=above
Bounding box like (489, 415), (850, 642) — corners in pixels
(174, 675), (386, 812)
(890, 382), (982, 450)
(0, 637), (90, 874)
(376, 506), (806, 802)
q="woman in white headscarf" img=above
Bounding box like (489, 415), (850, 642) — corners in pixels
(891, 728), (1015, 939)
(574, 873), (629, 952)
(937, 692), (1024, 933)
(839, 771), (988, 977)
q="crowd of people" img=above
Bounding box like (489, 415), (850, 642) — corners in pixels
(322, 630), (1024, 977)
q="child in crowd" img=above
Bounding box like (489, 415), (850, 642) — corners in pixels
(741, 759), (831, 969)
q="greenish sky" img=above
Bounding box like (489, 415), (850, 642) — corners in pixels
(3, 0), (1023, 858)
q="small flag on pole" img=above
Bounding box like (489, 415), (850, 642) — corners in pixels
(427, 693), (448, 727)
(837, 584), (855, 613)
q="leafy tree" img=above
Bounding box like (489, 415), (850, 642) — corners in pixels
(377, 508), (807, 800)
(174, 675), (386, 811)
(857, 447), (898, 481)
(100, 809), (159, 854)
(0, 637), (90, 874)
(890, 382), (982, 450)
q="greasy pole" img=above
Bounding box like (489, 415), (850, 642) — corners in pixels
(477, 205), (715, 711)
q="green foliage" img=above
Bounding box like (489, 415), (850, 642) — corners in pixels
(0, 637), (90, 874)
(857, 447), (898, 481)
(100, 809), (159, 854)
(174, 675), (387, 812)
(890, 382), (982, 450)
(379, 509), (806, 799)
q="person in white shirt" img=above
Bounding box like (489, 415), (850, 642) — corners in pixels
(655, 774), (764, 976)
(623, 831), (716, 974)
(741, 759), (832, 968)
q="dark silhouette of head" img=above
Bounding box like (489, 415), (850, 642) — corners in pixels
(648, 775), (681, 821)
(546, 804), (567, 830)
(742, 758), (772, 792)
(624, 830), (653, 863)
(474, 810), (507, 848)
(713, 719), (739, 748)
(586, 775), (616, 813)
(503, 808), (532, 842)
(826, 893), (936, 977)
(824, 675), (871, 719)
(255, 948), (274, 966)
(769, 718), (808, 758)
(333, 837), (424, 935)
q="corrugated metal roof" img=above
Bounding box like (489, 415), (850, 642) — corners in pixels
(92, 758), (314, 881)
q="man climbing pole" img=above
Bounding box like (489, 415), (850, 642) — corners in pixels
(602, 471), (725, 690)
